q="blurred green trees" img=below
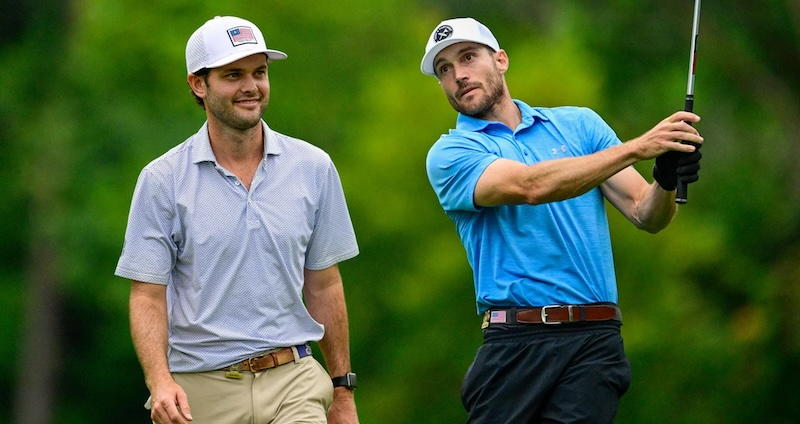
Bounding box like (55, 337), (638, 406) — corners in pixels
(1, 0), (797, 423)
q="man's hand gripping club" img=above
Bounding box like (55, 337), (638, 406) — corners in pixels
(648, 112), (703, 192)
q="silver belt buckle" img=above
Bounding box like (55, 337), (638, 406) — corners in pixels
(540, 305), (574, 324)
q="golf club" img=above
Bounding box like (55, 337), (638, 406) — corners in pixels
(676, 0), (702, 204)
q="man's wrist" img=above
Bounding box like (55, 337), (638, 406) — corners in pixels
(652, 164), (677, 191)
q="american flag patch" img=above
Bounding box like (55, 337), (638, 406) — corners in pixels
(228, 26), (257, 46)
(489, 310), (507, 323)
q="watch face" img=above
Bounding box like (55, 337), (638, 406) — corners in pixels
(346, 373), (357, 389)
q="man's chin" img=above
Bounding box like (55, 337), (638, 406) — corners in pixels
(225, 116), (263, 131)
(457, 104), (489, 118)
(236, 110), (266, 128)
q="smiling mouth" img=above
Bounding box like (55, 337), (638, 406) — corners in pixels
(235, 98), (261, 106)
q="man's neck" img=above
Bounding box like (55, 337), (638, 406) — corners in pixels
(206, 120), (265, 191)
(207, 120), (264, 165)
(485, 97), (522, 130)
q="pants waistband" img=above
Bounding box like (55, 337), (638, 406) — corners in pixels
(482, 304), (622, 329)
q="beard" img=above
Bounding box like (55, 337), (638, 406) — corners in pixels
(205, 86), (268, 131)
(446, 69), (505, 119)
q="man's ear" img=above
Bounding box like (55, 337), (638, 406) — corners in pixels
(187, 74), (207, 98)
(495, 49), (509, 74)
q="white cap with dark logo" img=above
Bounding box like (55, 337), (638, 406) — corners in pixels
(186, 16), (287, 75)
(420, 17), (500, 76)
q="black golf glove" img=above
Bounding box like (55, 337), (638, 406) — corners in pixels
(652, 148), (702, 191)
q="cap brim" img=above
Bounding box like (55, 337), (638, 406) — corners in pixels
(203, 48), (288, 71)
(265, 49), (288, 61)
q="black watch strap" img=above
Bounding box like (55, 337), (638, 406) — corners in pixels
(331, 372), (357, 390)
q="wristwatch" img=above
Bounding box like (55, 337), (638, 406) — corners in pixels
(331, 372), (357, 390)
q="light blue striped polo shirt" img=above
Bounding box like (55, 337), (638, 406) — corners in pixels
(426, 101), (621, 314)
(115, 120), (359, 372)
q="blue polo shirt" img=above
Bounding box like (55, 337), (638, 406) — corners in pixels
(426, 101), (622, 314)
(115, 120), (359, 372)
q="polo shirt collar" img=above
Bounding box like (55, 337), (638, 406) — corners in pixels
(455, 99), (549, 132)
(191, 120), (281, 165)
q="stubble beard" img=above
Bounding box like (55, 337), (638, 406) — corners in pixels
(448, 71), (505, 119)
(206, 87), (268, 131)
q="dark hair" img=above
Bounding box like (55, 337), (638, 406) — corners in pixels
(190, 68), (211, 108)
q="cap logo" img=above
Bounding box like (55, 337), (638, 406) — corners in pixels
(227, 26), (257, 47)
(433, 25), (453, 42)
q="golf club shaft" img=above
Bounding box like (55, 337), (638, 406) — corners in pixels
(676, 0), (701, 204)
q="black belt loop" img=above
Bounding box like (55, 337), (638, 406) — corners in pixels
(509, 307), (518, 324)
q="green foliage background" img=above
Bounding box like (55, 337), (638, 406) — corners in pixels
(1, 0), (798, 423)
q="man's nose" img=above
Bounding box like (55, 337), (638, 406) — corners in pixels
(241, 75), (258, 92)
(453, 64), (470, 82)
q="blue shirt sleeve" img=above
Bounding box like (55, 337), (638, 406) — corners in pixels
(580, 107), (621, 153)
(426, 133), (498, 213)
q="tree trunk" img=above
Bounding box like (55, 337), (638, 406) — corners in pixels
(13, 238), (62, 424)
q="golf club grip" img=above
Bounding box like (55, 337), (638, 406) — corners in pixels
(675, 160), (689, 204)
(675, 96), (695, 204)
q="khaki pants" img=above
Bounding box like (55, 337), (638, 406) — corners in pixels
(148, 354), (333, 424)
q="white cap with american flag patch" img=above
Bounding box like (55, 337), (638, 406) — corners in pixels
(186, 16), (287, 75)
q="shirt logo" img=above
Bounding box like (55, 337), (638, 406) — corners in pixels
(228, 26), (257, 47)
(434, 25), (453, 42)
(551, 145), (567, 155)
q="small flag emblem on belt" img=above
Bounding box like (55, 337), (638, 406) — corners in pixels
(490, 310), (506, 323)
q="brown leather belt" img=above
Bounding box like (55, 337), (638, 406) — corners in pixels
(220, 343), (312, 379)
(483, 304), (621, 327)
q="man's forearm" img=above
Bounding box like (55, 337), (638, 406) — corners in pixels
(305, 266), (360, 423)
(635, 182), (678, 233)
(476, 142), (642, 207)
(303, 266), (353, 377)
(129, 281), (173, 390)
(310, 283), (352, 377)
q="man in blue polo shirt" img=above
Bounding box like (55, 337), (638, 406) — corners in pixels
(116, 16), (359, 424)
(421, 17), (703, 423)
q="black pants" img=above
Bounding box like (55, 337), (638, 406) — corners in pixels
(461, 321), (631, 424)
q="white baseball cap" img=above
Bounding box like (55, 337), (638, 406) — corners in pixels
(420, 17), (500, 76)
(186, 16), (287, 75)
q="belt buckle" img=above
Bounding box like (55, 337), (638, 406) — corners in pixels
(248, 355), (260, 372)
(541, 305), (574, 324)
